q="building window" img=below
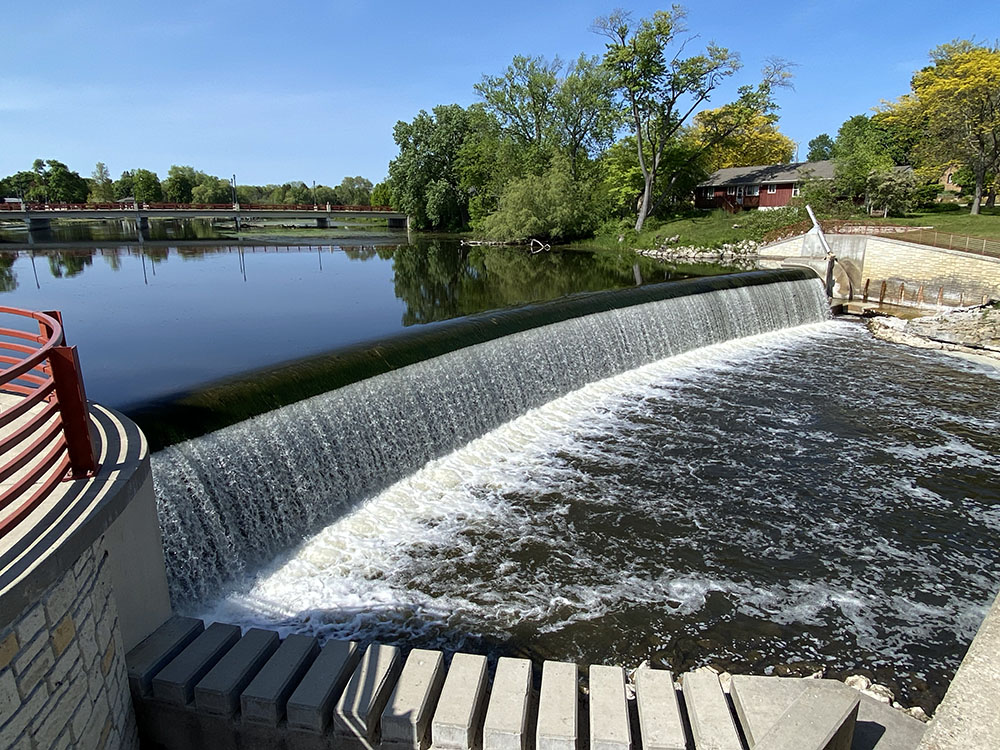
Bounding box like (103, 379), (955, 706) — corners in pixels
(791, 183), (800, 197)
(767, 184), (776, 194)
(736, 185), (745, 197)
(747, 185), (760, 196)
(726, 186), (736, 195)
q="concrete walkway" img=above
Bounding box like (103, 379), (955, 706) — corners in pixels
(126, 618), (927, 750)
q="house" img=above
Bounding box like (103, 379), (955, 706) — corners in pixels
(695, 160), (834, 211)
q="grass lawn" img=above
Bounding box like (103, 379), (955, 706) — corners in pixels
(579, 210), (751, 251)
(862, 205), (1000, 240)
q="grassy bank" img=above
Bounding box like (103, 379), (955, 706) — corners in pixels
(863, 205), (1000, 240)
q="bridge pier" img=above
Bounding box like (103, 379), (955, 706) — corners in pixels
(316, 217), (329, 229)
(387, 216), (407, 230)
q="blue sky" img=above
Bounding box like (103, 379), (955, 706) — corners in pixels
(1, 1), (994, 187)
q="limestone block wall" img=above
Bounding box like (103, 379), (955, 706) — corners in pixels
(860, 237), (1000, 307)
(0, 535), (137, 750)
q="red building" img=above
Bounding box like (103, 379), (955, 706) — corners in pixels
(695, 160), (834, 211)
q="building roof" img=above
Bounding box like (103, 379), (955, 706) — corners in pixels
(698, 160), (835, 187)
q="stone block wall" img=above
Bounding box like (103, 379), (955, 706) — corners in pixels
(0, 535), (138, 750)
(861, 237), (1000, 307)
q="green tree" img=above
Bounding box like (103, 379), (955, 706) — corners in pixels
(884, 40), (1000, 214)
(337, 176), (373, 205)
(831, 115), (895, 204)
(88, 162), (115, 203)
(388, 104), (472, 229)
(807, 134), (834, 161)
(866, 169), (918, 216)
(370, 181), (392, 208)
(190, 178), (230, 203)
(113, 171), (134, 200)
(594, 7), (790, 231)
(162, 165), (201, 203)
(475, 55), (561, 148)
(132, 169), (163, 203)
(477, 155), (602, 242)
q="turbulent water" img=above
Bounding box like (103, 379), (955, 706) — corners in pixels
(181, 321), (1000, 711)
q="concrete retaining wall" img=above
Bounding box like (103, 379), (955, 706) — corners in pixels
(760, 233), (1000, 308)
(1, 403), (171, 748)
(0, 536), (137, 749)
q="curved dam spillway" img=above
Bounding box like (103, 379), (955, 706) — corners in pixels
(152, 269), (828, 606)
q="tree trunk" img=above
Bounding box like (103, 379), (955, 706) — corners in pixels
(986, 189), (996, 208)
(970, 162), (985, 215)
(635, 175), (653, 232)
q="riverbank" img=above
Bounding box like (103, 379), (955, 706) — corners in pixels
(866, 302), (1000, 367)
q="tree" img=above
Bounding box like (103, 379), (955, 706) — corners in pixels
(884, 40), (1000, 214)
(190, 178), (230, 204)
(88, 162), (115, 203)
(162, 165), (200, 203)
(866, 169), (918, 217)
(113, 171), (134, 200)
(477, 155), (602, 241)
(131, 169), (163, 203)
(370, 181), (392, 208)
(388, 104), (473, 229)
(337, 176), (373, 205)
(551, 54), (620, 174)
(807, 134), (834, 161)
(475, 55), (561, 148)
(594, 7), (791, 231)
(694, 109), (795, 170)
(831, 115), (895, 204)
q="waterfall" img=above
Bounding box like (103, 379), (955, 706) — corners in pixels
(152, 270), (829, 607)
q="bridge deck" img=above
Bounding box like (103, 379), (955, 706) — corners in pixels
(126, 616), (925, 750)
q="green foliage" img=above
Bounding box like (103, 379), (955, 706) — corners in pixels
(88, 162), (114, 202)
(337, 176), (373, 205)
(389, 104), (472, 229)
(832, 115), (896, 199)
(132, 169), (163, 203)
(0, 159), (88, 202)
(112, 171), (134, 200)
(806, 134), (834, 161)
(370, 181), (392, 208)
(477, 156), (602, 241)
(594, 7), (791, 231)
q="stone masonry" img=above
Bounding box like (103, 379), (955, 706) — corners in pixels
(0, 535), (138, 750)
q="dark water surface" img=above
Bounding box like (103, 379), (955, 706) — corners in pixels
(194, 322), (1000, 712)
(0, 232), (709, 409)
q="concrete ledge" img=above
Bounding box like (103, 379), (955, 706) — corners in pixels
(483, 657), (532, 750)
(287, 638), (360, 733)
(152, 622), (240, 705)
(382, 648), (445, 748)
(126, 615), (204, 697)
(918, 588), (1000, 749)
(334, 643), (403, 746)
(589, 665), (630, 750)
(431, 652), (488, 750)
(536, 661), (578, 750)
(194, 627), (280, 716)
(635, 668), (685, 750)
(682, 669), (742, 750)
(242, 633), (320, 726)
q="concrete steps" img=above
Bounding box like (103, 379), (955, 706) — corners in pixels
(126, 616), (927, 750)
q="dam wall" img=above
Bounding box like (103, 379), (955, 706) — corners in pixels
(151, 270), (830, 609)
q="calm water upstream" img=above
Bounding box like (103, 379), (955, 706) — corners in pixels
(190, 321), (1000, 712)
(0, 230), (711, 410)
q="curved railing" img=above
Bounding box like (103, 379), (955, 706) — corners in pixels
(0, 201), (396, 212)
(0, 307), (96, 539)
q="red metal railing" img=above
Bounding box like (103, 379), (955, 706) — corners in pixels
(0, 202), (395, 212)
(0, 308), (97, 539)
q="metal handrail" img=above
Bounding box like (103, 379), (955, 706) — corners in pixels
(0, 307), (97, 538)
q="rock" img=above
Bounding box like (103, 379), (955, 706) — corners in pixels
(905, 706), (930, 723)
(844, 674), (872, 692)
(862, 683), (895, 704)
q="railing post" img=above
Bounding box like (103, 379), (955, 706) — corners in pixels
(48, 345), (98, 477)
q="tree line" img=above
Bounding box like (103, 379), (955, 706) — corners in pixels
(384, 9), (999, 237)
(804, 39), (1000, 216)
(0, 161), (375, 207)
(385, 7), (797, 240)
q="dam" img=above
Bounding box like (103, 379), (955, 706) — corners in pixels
(2, 264), (999, 748)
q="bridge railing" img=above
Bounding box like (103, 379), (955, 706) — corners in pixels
(0, 202), (396, 212)
(0, 308), (97, 539)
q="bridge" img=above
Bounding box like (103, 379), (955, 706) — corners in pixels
(0, 201), (409, 233)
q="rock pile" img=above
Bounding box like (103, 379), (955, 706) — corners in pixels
(637, 238), (759, 265)
(867, 302), (1000, 361)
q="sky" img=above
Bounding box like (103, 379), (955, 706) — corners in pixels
(1, 1), (995, 187)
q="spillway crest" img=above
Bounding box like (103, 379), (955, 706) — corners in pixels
(152, 270), (829, 606)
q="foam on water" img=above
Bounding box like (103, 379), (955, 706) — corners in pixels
(187, 320), (1000, 709)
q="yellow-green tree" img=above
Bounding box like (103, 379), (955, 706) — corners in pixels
(693, 109), (795, 171)
(885, 40), (1000, 215)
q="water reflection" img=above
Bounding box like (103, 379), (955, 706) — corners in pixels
(0, 235), (730, 409)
